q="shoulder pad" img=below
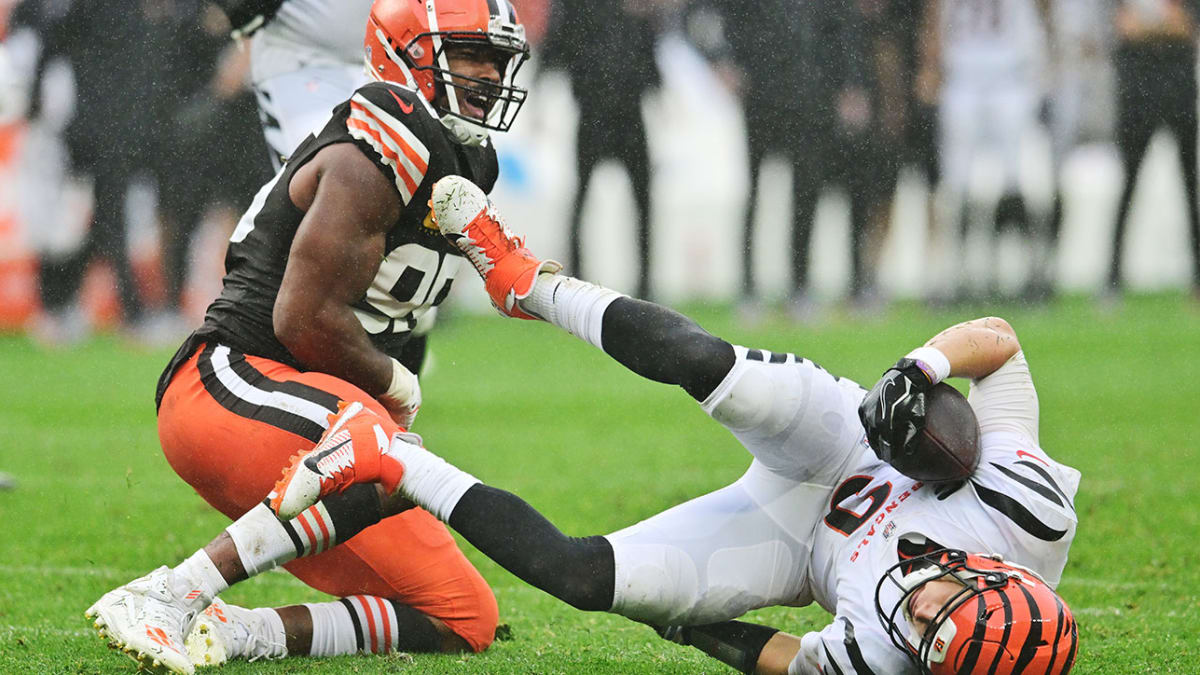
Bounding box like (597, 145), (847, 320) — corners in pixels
(346, 83), (438, 206)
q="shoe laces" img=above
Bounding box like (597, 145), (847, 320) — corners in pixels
(208, 604), (284, 662)
(469, 207), (525, 259)
(244, 629), (285, 662)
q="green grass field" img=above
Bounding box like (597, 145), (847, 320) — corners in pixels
(2, 293), (1198, 673)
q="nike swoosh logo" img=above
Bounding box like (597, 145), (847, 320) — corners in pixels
(305, 438), (351, 471)
(880, 380), (896, 421)
(389, 89), (414, 114)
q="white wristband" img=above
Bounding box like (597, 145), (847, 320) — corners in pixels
(384, 358), (418, 403)
(905, 346), (951, 384)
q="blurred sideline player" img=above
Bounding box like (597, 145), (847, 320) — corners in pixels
(926, 0), (1051, 300)
(1043, 0), (1113, 297)
(216, 0), (376, 169)
(84, 1), (534, 673)
(274, 176), (1082, 674)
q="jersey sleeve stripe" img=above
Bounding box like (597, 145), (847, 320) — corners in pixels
(347, 117), (420, 200)
(347, 94), (430, 204)
(348, 102), (430, 178)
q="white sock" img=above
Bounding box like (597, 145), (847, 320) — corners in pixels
(305, 601), (359, 656)
(385, 437), (479, 522)
(224, 503), (300, 576)
(519, 274), (623, 350)
(172, 550), (227, 609)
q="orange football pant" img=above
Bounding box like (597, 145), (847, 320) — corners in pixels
(157, 344), (496, 651)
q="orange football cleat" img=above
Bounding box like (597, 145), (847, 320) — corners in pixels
(431, 175), (561, 319)
(270, 401), (405, 520)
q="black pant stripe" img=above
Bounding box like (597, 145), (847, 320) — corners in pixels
(339, 598), (366, 653)
(197, 344), (338, 443)
(224, 350), (341, 410)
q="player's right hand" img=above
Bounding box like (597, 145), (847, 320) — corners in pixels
(858, 359), (934, 464)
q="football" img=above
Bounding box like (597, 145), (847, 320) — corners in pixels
(890, 383), (981, 484)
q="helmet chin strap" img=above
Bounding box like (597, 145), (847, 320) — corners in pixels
(425, 0), (490, 146)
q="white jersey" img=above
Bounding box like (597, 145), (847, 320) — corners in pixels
(800, 352), (1080, 674)
(940, 0), (1047, 80)
(251, 0), (375, 83)
(600, 344), (1079, 675)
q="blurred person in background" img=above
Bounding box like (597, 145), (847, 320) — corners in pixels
(542, 0), (661, 300)
(907, 0), (943, 240)
(17, 0), (174, 344)
(1107, 0), (1200, 303)
(924, 0), (1051, 302)
(834, 0), (929, 315)
(684, 0), (862, 320)
(156, 4), (270, 332)
(1042, 0), (1115, 300)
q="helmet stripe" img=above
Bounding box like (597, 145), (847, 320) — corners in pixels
(1058, 618), (1078, 674)
(1043, 593), (1067, 675)
(986, 587), (1016, 674)
(955, 593), (990, 673)
(1012, 582), (1044, 672)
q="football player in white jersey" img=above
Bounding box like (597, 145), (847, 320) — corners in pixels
(272, 177), (1082, 674)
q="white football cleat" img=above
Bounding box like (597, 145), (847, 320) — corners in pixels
(431, 175), (561, 320)
(186, 598), (285, 666)
(85, 566), (201, 675)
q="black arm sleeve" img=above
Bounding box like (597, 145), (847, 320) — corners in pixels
(658, 621), (781, 674)
(447, 484), (615, 611)
(599, 297), (735, 402)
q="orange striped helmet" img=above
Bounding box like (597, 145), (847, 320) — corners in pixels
(364, 0), (529, 145)
(875, 549), (1079, 674)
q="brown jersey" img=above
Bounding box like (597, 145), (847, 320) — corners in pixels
(157, 81), (497, 405)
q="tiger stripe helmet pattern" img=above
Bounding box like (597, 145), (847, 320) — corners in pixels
(364, 0), (529, 146)
(876, 549), (1079, 674)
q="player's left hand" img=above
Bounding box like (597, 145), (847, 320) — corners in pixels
(858, 358), (935, 463)
(380, 358), (421, 430)
(380, 387), (420, 430)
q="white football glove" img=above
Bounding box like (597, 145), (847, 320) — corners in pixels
(380, 358), (421, 430)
